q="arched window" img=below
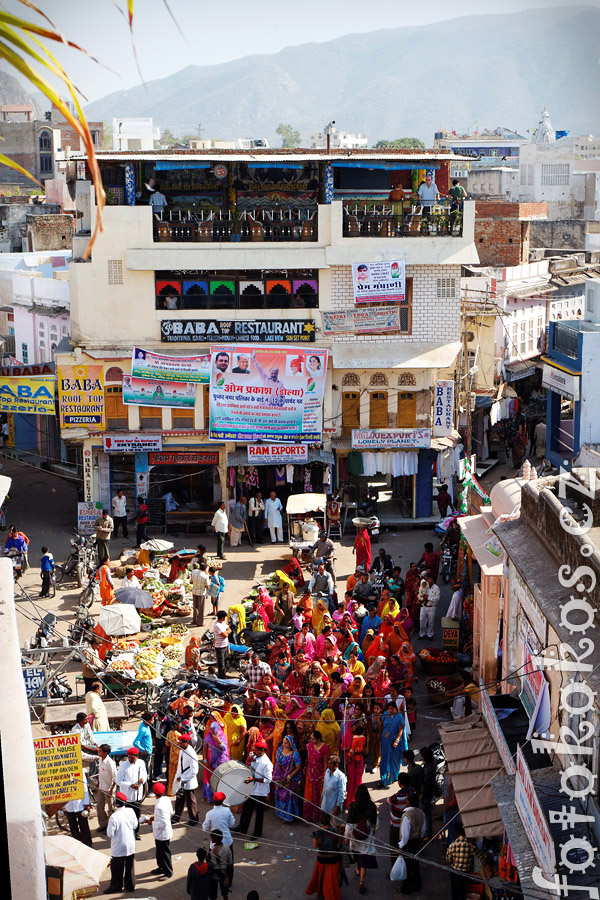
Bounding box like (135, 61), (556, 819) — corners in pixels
(342, 372), (360, 387)
(38, 321), (46, 338)
(62, 326), (69, 338)
(105, 366), (124, 383)
(369, 372), (388, 387)
(39, 130), (53, 175)
(49, 324), (58, 342)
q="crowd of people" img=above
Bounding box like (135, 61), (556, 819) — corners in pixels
(67, 520), (471, 898)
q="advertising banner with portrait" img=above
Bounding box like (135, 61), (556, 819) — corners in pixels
(131, 347), (210, 383)
(122, 375), (197, 408)
(208, 345), (328, 442)
(351, 259), (406, 304)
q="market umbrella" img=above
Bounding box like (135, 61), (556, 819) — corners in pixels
(98, 603), (141, 636)
(44, 835), (109, 900)
(140, 538), (173, 552)
(114, 586), (155, 609)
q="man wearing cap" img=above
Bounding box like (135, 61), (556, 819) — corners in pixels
(203, 792), (235, 886)
(150, 782), (174, 879)
(104, 791), (138, 894)
(115, 747), (147, 838)
(172, 732), (200, 825)
(238, 740), (273, 838)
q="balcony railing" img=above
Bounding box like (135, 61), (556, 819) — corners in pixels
(343, 204), (463, 238)
(552, 324), (579, 359)
(153, 208), (318, 243)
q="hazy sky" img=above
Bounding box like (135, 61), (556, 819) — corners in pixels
(2, 0), (599, 104)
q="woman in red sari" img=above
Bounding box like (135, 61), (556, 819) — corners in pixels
(304, 729), (330, 822)
(353, 525), (372, 571)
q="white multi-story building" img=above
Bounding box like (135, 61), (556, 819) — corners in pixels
(59, 148), (477, 521)
(307, 128), (368, 150)
(517, 108), (600, 220)
(112, 117), (161, 151)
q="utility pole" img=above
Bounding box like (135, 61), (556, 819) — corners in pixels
(197, 123), (203, 140)
(462, 304), (473, 458)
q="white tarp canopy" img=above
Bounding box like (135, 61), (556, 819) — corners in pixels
(331, 341), (461, 370)
(98, 603), (141, 636)
(286, 493), (327, 515)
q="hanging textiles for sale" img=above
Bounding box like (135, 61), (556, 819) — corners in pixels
(358, 451), (419, 477)
(246, 466), (259, 489)
(323, 465), (331, 490)
(286, 464), (294, 484)
(304, 467), (313, 491)
(275, 466), (286, 487)
(347, 451), (364, 476)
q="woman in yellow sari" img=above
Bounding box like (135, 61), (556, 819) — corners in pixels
(312, 598), (329, 636)
(165, 723), (181, 796)
(318, 708), (340, 756)
(223, 705), (247, 762)
(271, 706), (288, 764)
(347, 649), (366, 679)
(349, 674), (366, 698)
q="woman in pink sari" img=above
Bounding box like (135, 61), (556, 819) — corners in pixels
(257, 586), (274, 624)
(285, 695), (307, 721)
(294, 622), (316, 660)
(304, 729), (330, 822)
(202, 712), (230, 802)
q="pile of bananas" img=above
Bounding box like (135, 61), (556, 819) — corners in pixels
(135, 646), (162, 665)
(134, 662), (160, 681)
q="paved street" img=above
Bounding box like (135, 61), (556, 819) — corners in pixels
(7, 454), (459, 899)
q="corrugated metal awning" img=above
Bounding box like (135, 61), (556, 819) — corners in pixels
(438, 714), (506, 838)
(227, 447), (334, 466)
(331, 341), (461, 370)
(78, 150), (464, 163)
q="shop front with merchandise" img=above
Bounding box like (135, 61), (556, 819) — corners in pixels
(226, 444), (334, 504)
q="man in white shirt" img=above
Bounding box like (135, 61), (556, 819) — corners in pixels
(202, 790), (235, 848)
(111, 490), (128, 539)
(115, 747), (147, 837)
(247, 492), (265, 545)
(73, 711), (99, 763)
(191, 562), (210, 627)
(308, 564), (334, 599)
(321, 755), (347, 820)
(150, 782), (173, 878)
(417, 172), (440, 216)
(105, 791), (138, 893)
(211, 501), (228, 560)
(172, 732), (200, 825)
(419, 576), (440, 640)
(96, 743), (117, 833)
(398, 805), (426, 894)
(213, 610), (231, 679)
(264, 491), (283, 543)
(238, 740), (273, 837)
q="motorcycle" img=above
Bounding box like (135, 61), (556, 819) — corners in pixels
(57, 532), (96, 588)
(239, 622), (293, 660)
(79, 566), (99, 609)
(198, 630), (252, 674)
(5, 548), (23, 581)
(68, 600), (95, 645)
(440, 542), (459, 584)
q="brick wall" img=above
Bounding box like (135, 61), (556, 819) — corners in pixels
(475, 201), (548, 219)
(474, 200), (548, 266)
(26, 213), (75, 251)
(329, 264), (461, 343)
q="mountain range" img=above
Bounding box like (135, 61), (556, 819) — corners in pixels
(79, 5), (598, 145)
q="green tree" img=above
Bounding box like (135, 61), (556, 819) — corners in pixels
(374, 138), (425, 149)
(276, 123), (301, 148)
(160, 128), (177, 148)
